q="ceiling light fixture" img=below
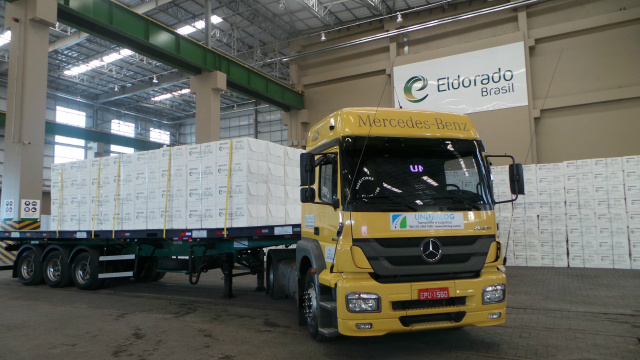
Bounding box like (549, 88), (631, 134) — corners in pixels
(397, 13), (403, 24)
(152, 75), (158, 83)
(320, 32), (326, 42)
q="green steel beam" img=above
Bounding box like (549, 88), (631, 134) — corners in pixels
(53, 0), (304, 111)
(0, 112), (164, 151)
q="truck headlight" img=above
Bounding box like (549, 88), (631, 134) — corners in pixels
(482, 284), (506, 304)
(346, 292), (381, 313)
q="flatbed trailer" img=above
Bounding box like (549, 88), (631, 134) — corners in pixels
(2, 224), (301, 298)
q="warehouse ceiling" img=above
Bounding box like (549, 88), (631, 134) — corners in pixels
(0, 0), (476, 126)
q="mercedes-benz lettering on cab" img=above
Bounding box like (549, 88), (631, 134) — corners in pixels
(299, 108), (523, 337)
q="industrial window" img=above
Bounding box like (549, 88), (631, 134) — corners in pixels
(111, 119), (135, 137)
(111, 145), (134, 154)
(150, 128), (170, 144)
(54, 106), (86, 164)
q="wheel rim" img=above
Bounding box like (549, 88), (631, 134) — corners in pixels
(75, 260), (90, 285)
(46, 257), (62, 282)
(303, 283), (318, 327)
(20, 254), (35, 280)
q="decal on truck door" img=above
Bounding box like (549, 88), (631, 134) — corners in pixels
(391, 213), (464, 230)
(304, 215), (315, 228)
(324, 245), (335, 262)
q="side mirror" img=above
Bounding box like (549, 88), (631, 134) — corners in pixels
(331, 195), (340, 209)
(486, 154), (524, 204)
(300, 153), (315, 186)
(300, 187), (316, 203)
(509, 163), (525, 195)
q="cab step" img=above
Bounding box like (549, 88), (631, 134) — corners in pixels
(319, 301), (336, 311)
(319, 327), (339, 338)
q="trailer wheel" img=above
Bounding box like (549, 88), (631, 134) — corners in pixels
(303, 270), (328, 342)
(72, 251), (103, 290)
(43, 251), (72, 288)
(17, 248), (44, 286)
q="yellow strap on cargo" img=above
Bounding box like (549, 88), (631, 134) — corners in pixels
(224, 139), (233, 238)
(56, 165), (63, 237)
(92, 157), (102, 238)
(112, 155), (121, 238)
(163, 147), (172, 238)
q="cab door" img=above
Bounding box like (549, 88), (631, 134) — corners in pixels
(301, 148), (342, 271)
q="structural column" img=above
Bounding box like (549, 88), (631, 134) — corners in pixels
(190, 71), (227, 144)
(282, 110), (310, 149)
(1, 0), (56, 222)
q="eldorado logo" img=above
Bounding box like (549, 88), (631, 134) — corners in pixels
(391, 214), (407, 229)
(403, 76), (429, 103)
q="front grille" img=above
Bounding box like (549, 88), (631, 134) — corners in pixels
(399, 312), (466, 327)
(392, 297), (466, 311)
(353, 235), (495, 278)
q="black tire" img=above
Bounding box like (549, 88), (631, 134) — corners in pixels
(71, 251), (104, 290)
(266, 254), (285, 300)
(43, 250), (72, 288)
(17, 248), (44, 286)
(152, 271), (166, 282)
(134, 257), (158, 282)
(303, 270), (328, 342)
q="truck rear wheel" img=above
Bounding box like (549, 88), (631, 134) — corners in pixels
(43, 250), (72, 288)
(266, 249), (295, 300)
(72, 251), (103, 290)
(303, 270), (328, 342)
(134, 257), (160, 282)
(17, 248), (44, 286)
(267, 254), (285, 299)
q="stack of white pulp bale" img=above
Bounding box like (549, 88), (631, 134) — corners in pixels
(495, 155), (640, 270)
(50, 137), (304, 231)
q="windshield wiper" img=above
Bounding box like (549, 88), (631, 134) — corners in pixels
(351, 195), (418, 211)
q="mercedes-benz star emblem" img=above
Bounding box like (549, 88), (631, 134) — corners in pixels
(421, 238), (443, 263)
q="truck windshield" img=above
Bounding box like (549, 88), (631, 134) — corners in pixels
(342, 136), (492, 212)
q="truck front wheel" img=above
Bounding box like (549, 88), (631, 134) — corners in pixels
(17, 248), (44, 286)
(303, 270), (328, 341)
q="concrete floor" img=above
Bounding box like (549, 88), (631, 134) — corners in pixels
(0, 267), (638, 360)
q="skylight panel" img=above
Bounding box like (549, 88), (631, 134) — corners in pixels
(0, 31), (11, 47)
(63, 49), (134, 76)
(176, 15), (223, 35)
(151, 88), (191, 101)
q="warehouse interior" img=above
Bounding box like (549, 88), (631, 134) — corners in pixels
(0, 1), (639, 267)
(0, 1), (639, 357)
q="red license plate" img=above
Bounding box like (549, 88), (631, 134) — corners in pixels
(418, 287), (450, 300)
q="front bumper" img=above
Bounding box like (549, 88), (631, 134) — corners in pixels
(335, 267), (506, 337)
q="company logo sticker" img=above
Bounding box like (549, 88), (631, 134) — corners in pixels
(391, 214), (408, 229)
(403, 76), (429, 103)
(391, 213), (464, 230)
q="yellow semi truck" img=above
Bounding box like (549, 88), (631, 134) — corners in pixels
(5, 107), (523, 341)
(267, 107), (523, 340)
